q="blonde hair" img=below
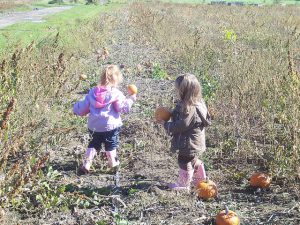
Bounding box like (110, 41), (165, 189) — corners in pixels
(100, 65), (123, 87)
(175, 73), (202, 111)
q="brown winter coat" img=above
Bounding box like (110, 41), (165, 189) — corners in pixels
(164, 101), (210, 157)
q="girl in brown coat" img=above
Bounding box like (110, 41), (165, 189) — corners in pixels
(157, 74), (211, 191)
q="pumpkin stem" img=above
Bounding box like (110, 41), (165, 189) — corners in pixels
(225, 205), (229, 215)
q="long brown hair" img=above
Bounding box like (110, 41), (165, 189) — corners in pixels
(100, 65), (123, 87)
(175, 73), (202, 111)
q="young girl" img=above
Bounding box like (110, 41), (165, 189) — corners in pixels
(157, 73), (210, 191)
(73, 65), (136, 173)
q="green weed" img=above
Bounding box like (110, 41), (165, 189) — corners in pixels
(151, 63), (168, 80)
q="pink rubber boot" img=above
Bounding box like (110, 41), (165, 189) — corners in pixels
(168, 168), (194, 191)
(105, 149), (120, 168)
(193, 160), (206, 186)
(81, 148), (97, 173)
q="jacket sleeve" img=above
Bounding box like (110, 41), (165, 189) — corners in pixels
(112, 92), (135, 114)
(73, 95), (90, 116)
(163, 108), (195, 135)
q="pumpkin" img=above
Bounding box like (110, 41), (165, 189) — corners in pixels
(155, 107), (171, 121)
(79, 74), (87, 81)
(216, 206), (240, 225)
(250, 172), (271, 189)
(196, 179), (218, 200)
(127, 84), (138, 95)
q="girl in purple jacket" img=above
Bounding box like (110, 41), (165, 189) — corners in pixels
(73, 65), (136, 173)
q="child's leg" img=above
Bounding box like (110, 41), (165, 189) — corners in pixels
(192, 158), (206, 186)
(105, 149), (120, 167)
(168, 155), (194, 191)
(104, 128), (120, 168)
(81, 130), (102, 173)
(82, 148), (97, 172)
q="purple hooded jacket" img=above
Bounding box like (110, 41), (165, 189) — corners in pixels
(73, 86), (134, 132)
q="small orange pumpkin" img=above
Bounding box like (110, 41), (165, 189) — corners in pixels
(127, 84), (138, 95)
(216, 206), (240, 225)
(79, 74), (87, 80)
(155, 107), (171, 121)
(196, 180), (218, 200)
(250, 172), (271, 189)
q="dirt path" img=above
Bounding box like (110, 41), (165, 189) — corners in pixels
(0, 6), (73, 29)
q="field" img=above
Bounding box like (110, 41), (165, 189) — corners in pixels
(0, 1), (299, 224)
(159, 0), (300, 4)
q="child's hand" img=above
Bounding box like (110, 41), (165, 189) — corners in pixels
(130, 94), (137, 101)
(156, 119), (165, 126)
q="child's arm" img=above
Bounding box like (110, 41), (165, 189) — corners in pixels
(73, 95), (90, 116)
(113, 93), (136, 114)
(163, 110), (194, 135)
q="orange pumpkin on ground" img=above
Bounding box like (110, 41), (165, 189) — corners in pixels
(250, 172), (271, 189)
(196, 180), (218, 200)
(127, 84), (138, 95)
(216, 207), (240, 225)
(155, 107), (171, 121)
